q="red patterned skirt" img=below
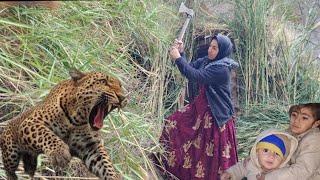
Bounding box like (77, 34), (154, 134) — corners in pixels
(159, 87), (238, 179)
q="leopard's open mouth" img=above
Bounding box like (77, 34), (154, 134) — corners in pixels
(89, 101), (117, 131)
(89, 93), (127, 131)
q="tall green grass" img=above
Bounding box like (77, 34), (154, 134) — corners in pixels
(228, 0), (320, 106)
(0, 1), (181, 179)
(225, 0), (320, 158)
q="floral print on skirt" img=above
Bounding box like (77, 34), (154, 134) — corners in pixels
(160, 86), (238, 180)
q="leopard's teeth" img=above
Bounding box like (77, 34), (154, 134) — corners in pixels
(108, 104), (112, 112)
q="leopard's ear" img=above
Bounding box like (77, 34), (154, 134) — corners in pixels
(69, 68), (85, 82)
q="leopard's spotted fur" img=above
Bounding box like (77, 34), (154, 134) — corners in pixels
(0, 69), (126, 180)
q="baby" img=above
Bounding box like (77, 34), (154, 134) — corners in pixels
(221, 129), (298, 180)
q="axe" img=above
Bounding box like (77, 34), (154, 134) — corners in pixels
(176, 3), (194, 108)
(177, 2), (194, 41)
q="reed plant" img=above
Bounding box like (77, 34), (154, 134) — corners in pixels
(228, 0), (320, 106)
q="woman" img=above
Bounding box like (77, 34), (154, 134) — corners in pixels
(159, 34), (239, 179)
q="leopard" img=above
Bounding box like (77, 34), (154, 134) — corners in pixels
(0, 69), (127, 180)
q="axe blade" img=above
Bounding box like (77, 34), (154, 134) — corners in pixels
(177, 2), (194, 40)
(179, 2), (194, 17)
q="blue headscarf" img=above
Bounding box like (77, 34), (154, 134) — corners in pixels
(212, 34), (233, 60)
(206, 34), (238, 70)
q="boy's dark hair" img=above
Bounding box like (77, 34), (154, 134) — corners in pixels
(289, 103), (320, 128)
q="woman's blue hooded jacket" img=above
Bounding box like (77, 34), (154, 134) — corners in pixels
(174, 34), (239, 127)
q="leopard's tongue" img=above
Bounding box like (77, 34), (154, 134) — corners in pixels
(93, 106), (104, 129)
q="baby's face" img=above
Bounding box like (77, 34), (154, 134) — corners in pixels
(257, 148), (283, 171)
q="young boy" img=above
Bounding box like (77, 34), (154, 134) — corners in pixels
(220, 129), (298, 180)
(263, 103), (320, 180)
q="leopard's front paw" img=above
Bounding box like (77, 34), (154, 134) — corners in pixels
(49, 146), (71, 167)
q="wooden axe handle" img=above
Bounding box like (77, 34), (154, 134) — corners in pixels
(177, 15), (192, 41)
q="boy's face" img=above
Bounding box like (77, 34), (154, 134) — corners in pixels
(290, 107), (320, 135)
(257, 148), (283, 171)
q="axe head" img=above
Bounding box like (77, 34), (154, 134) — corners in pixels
(179, 2), (194, 17)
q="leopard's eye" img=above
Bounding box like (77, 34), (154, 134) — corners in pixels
(99, 79), (107, 84)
